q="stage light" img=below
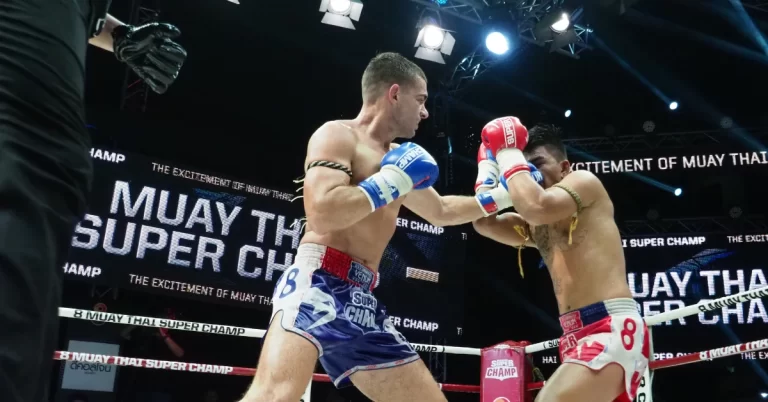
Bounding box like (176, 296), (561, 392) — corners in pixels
(414, 23), (455, 64)
(674, 188), (682, 196)
(760, 392), (767, 399)
(564, 109), (572, 118)
(329, 0), (351, 13)
(551, 13), (570, 33)
(550, 28), (581, 53)
(423, 25), (445, 49)
(534, 12), (565, 42)
(319, 0), (363, 30)
(669, 101), (679, 110)
(485, 31), (509, 55)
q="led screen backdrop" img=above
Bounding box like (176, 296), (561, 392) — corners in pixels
(64, 148), (467, 339)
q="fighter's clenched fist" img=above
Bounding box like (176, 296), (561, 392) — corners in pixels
(357, 142), (439, 211)
(480, 116), (531, 185)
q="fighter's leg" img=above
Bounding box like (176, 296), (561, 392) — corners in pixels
(239, 311), (319, 402)
(534, 363), (625, 402)
(350, 358), (448, 402)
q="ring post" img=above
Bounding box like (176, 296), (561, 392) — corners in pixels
(481, 341), (530, 402)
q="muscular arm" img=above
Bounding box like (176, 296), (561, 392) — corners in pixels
(472, 213), (536, 248)
(506, 170), (604, 226)
(303, 122), (373, 235)
(403, 188), (486, 227)
(88, 15), (125, 52)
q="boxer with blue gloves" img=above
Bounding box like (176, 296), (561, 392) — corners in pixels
(357, 142), (439, 211)
(473, 119), (648, 402)
(241, 53), (515, 402)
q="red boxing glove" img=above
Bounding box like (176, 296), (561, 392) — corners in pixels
(480, 116), (529, 155)
(480, 116), (530, 183)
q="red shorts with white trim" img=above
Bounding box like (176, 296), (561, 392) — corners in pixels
(558, 298), (650, 402)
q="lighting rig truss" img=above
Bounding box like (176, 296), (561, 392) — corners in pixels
(741, 0), (768, 12)
(441, 45), (511, 95)
(619, 215), (768, 236)
(515, 0), (592, 59)
(427, 336), (448, 384)
(407, 0), (486, 25)
(563, 127), (768, 154)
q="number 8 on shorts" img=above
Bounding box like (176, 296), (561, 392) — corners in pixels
(621, 318), (636, 351)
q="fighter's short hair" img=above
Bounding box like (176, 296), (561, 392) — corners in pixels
(525, 123), (567, 161)
(361, 52), (427, 103)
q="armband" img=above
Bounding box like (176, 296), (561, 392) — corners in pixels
(551, 183), (583, 245)
(289, 160), (353, 234)
(306, 160), (353, 177)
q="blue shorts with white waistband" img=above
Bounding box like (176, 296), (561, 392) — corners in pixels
(270, 247), (419, 388)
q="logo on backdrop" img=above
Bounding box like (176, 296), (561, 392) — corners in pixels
(627, 247), (767, 326)
(571, 152), (767, 174)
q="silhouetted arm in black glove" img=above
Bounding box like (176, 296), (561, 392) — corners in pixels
(89, 14), (187, 94)
(89, 14), (124, 51)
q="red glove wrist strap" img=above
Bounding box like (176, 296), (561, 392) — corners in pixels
(502, 164), (530, 181)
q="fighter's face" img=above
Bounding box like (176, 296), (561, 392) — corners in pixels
(390, 77), (429, 138)
(525, 146), (570, 189)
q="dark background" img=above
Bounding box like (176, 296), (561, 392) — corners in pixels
(58, 0), (768, 401)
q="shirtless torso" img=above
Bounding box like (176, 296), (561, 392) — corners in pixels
(529, 193), (632, 313)
(301, 121), (402, 271)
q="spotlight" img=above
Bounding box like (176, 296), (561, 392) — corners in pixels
(551, 13), (570, 32)
(319, 0), (363, 30)
(674, 188), (682, 196)
(534, 11), (568, 42)
(760, 392), (767, 399)
(669, 101), (679, 110)
(564, 109), (572, 118)
(485, 31), (510, 55)
(423, 25), (445, 49)
(329, 0), (351, 13)
(415, 22), (455, 64)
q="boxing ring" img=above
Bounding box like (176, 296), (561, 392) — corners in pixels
(56, 285), (768, 401)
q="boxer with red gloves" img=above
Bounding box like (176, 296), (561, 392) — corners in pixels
(240, 53), (515, 402)
(473, 119), (649, 402)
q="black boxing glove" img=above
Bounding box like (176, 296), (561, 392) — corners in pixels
(112, 23), (187, 94)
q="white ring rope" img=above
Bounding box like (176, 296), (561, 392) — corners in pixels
(57, 307), (482, 356)
(59, 285), (768, 357)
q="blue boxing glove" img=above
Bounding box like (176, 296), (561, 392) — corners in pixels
(501, 162), (544, 191)
(358, 143), (439, 211)
(529, 163), (544, 185)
